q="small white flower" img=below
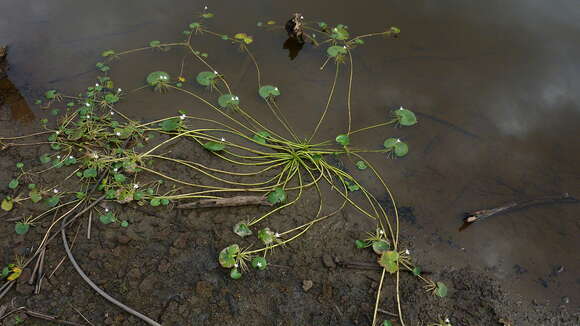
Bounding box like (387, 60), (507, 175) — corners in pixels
(85, 103), (90, 107)
(378, 229), (384, 234)
(312, 33), (317, 38)
(343, 46), (347, 49)
(234, 263), (238, 268)
(179, 114), (186, 120)
(115, 132), (121, 136)
(234, 96), (239, 101)
(445, 318), (450, 323)
(300, 15), (304, 19)
(110, 111), (115, 115)
(204, 5), (208, 10)
(113, 168), (118, 172)
(86, 115), (91, 119)
(53, 189), (59, 193)
(213, 70), (218, 75)
(405, 249), (410, 255)
(220, 137), (226, 142)
(55, 131), (60, 135)
(95, 83), (99, 87)
(117, 88), (122, 92)
(399, 106), (404, 110)
(256, 262), (262, 267)
(333, 28), (338, 31)
(104, 208), (109, 212)
(56, 155), (61, 159)
(69, 156), (74, 159)
(274, 87), (278, 91)
(274, 232), (281, 238)
(396, 138), (401, 143)
(133, 183), (139, 189)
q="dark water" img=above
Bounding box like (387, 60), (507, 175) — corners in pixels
(1, 0), (579, 305)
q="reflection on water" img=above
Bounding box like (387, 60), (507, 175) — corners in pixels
(0, 50), (34, 123)
(0, 0), (579, 305)
(282, 37), (303, 60)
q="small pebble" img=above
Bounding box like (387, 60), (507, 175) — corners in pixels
(302, 280), (313, 292)
(561, 296), (570, 304)
(322, 254), (336, 269)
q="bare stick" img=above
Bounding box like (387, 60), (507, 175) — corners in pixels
(176, 195), (272, 209)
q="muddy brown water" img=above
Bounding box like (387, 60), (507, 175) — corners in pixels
(1, 0), (579, 323)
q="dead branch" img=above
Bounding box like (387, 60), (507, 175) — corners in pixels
(176, 195), (272, 209)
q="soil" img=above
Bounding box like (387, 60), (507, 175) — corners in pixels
(0, 51), (578, 326)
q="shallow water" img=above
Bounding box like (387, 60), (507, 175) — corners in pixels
(1, 0), (579, 306)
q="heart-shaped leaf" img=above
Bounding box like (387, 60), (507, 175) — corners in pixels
(251, 256), (268, 270)
(99, 212), (115, 224)
(15, 222), (30, 235)
(355, 239), (371, 249)
(372, 240), (390, 255)
(383, 138), (409, 157)
(378, 250), (399, 274)
(104, 93), (119, 104)
(331, 24), (349, 40)
(203, 141), (226, 152)
(327, 45), (347, 57)
(258, 85), (281, 99)
(83, 168), (97, 178)
(230, 268), (242, 279)
(219, 244), (240, 268)
(267, 187), (286, 204)
(218, 94), (240, 108)
(258, 228), (274, 245)
(233, 222), (252, 237)
(253, 131), (271, 144)
(196, 71), (217, 86)
(46, 196), (60, 207)
(435, 282), (448, 298)
(335, 134), (350, 146)
(8, 179), (19, 189)
(146, 71), (170, 87)
(29, 190), (42, 203)
(1, 197), (14, 211)
(159, 118), (180, 132)
(355, 160), (367, 170)
(394, 107), (417, 126)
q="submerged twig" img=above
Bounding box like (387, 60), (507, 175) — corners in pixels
(176, 195), (272, 209)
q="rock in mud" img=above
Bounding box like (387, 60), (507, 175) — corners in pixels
(322, 254), (336, 269)
(302, 280), (313, 292)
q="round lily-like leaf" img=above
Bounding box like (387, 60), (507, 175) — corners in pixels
(394, 107), (417, 126)
(219, 244), (240, 268)
(104, 93), (119, 104)
(46, 196), (60, 207)
(251, 256), (268, 270)
(383, 138), (409, 157)
(113, 128), (132, 139)
(378, 250), (399, 274)
(196, 71), (218, 86)
(372, 240), (391, 255)
(331, 24), (350, 40)
(258, 228), (274, 245)
(218, 94), (240, 108)
(267, 187), (286, 204)
(159, 118), (180, 132)
(8, 179), (19, 189)
(203, 141), (226, 152)
(233, 222), (252, 237)
(412, 266), (422, 276)
(230, 268), (242, 279)
(252, 131), (271, 144)
(435, 282), (448, 298)
(101, 49), (116, 57)
(99, 212), (115, 224)
(150, 198), (161, 207)
(355, 160), (367, 170)
(1, 197), (14, 211)
(234, 33), (253, 44)
(149, 40), (161, 47)
(15, 222), (30, 235)
(258, 85), (280, 99)
(146, 71), (170, 87)
(335, 134), (350, 146)
(327, 45), (347, 58)
(83, 168), (97, 178)
(29, 190), (42, 203)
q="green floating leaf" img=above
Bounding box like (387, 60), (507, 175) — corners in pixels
(149, 40), (161, 47)
(331, 24), (349, 40)
(16, 162), (24, 169)
(347, 182), (360, 192)
(146, 71), (170, 87)
(133, 191), (144, 201)
(121, 220), (129, 228)
(233, 222), (252, 237)
(161, 198), (170, 206)
(45, 90), (58, 100)
(230, 268), (242, 279)
(412, 266), (422, 276)
(258, 228), (274, 245)
(234, 33), (253, 44)
(15, 222), (30, 235)
(189, 22), (201, 29)
(203, 141), (226, 152)
(46, 196), (60, 207)
(435, 282), (448, 298)
(195, 71), (218, 86)
(8, 179), (19, 190)
(258, 85), (281, 100)
(150, 198), (161, 207)
(327, 45), (347, 58)
(101, 49), (116, 57)
(372, 240), (391, 255)
(267, 187), (286, 204)
(63, 156), (77, 166)
(217, 94), (240, 108)
(383, 138), (408, 157)
(251, 256), (268, 270)
(318, 22), (327, 29)
(201, 12), (214, 19)
(355, 239), (371, 249)
(29, 190), (42, 203)
(219, 244), (240, 268)
(354, 38), (365, 45)
(159, 118), (180, 132)
(104, 93), (119, 104)
(335, 134), (350, 146)
(83, 168), (97, 178)
(378, 250), (399, 274)
(99, 212), (115, 224)
(252, 131), (271, 144)
(389, 26), (401, 34)
(1, 197), (14, 211)
(355, 160), (367, 170)
(394, 107), (417, 126)
(113, 173), (126, 183)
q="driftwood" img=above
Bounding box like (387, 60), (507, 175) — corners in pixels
(463, 193), (578, 224)
(176, 195), (272, 209)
